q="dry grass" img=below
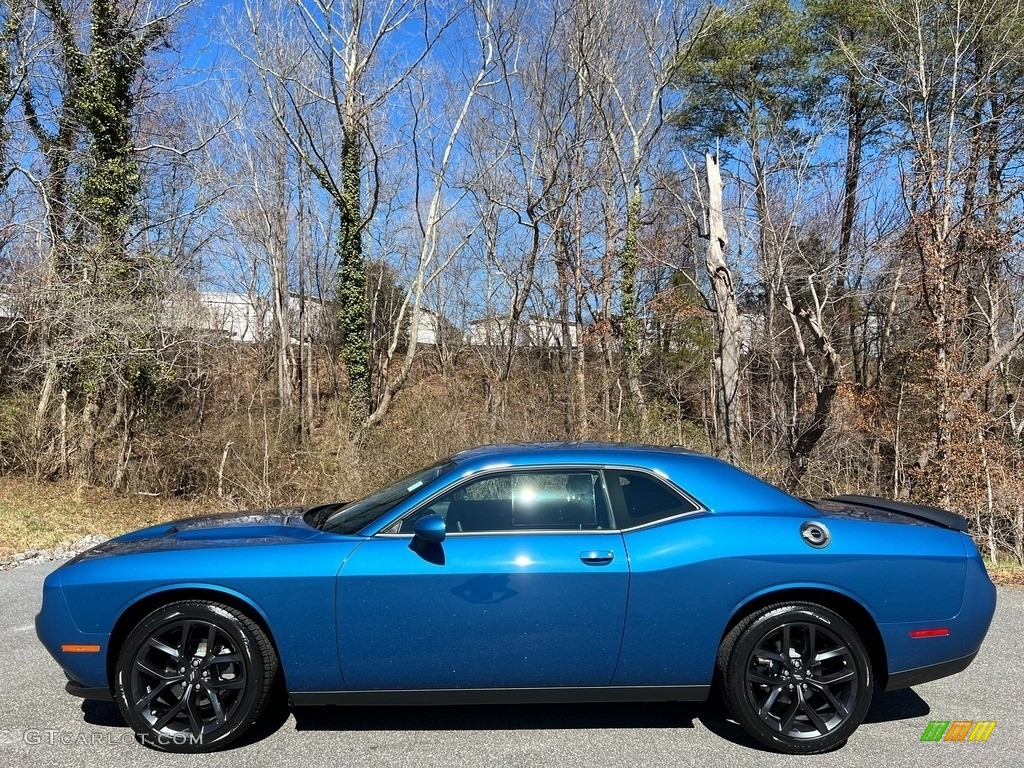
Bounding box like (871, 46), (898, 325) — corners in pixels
(987, 560), (1024, 587)
(0, 477), (218, 558)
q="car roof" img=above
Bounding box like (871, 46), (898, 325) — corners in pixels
(445, 442), (810, 515)
(450, 442), (703, 464)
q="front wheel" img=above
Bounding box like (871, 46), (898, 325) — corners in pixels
(114, 600), (278, 752)
(717, 603), (873, 754)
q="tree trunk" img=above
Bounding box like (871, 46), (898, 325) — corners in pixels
(271, 151), (293, 417)
(338, 126), (369, 424)
(77, 389), (100, 486)
(704, 154), (743, 462)
(839, 86), (867, 388)
(620, 176), (645, 426)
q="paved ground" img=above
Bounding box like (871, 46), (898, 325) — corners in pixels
(1, 561), (1020, 768)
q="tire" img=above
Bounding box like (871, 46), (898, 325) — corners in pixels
(717, 602), (873, 754)
(113, 600), (278, 753)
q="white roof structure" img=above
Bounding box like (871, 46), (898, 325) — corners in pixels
(411, 307), (441, 346)
(0, 292), (22, 327)
(162, 291), (270, 343)
(469, 315), (579, 348)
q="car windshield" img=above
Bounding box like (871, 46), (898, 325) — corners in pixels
(309, 460), (456, 535)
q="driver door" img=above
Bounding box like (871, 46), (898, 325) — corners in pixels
(336, 468), (628, 690)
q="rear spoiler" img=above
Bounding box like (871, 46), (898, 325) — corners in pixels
(827, 494), (970, 533)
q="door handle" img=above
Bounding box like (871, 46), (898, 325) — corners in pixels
(579, 550), (614, 565)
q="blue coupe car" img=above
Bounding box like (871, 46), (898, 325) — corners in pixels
(36, 443), (996, 754)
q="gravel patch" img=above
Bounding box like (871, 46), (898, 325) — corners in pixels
(0, 535), (110, 571)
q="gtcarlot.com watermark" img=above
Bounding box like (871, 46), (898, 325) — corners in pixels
(23, 729), (201, 748)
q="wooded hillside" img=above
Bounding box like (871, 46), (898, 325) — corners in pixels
(1, 0), (1023, 564)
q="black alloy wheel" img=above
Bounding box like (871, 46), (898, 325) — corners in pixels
(114, 600), (277, 752)
(717, 603), (873, 754)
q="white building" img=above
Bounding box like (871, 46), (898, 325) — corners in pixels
(283, 293), (328, 343)
(520, 316), (579, 348)
(468, 316), (512, 346)
(202, 292), (271, 342)
(0, 292), (18, 325)
(469, 314), (579, 348)
(411, 308), (441, 346)
(162, 291), (270, 343)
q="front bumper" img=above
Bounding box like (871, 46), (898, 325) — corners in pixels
(36, 568), (110, 692)
(65, 677), (114, 701)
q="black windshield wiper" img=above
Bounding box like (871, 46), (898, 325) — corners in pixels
(305, 502), (348, 530)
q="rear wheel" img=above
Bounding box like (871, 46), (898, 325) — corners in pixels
(717, 603), (873, 754)
(114, 600), (277, 752)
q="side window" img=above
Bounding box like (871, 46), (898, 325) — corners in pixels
(400, 470), (613, 533)
(606, 470), (698, 529)
(456, 475), (511, 501)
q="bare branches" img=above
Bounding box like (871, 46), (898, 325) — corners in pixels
(2, 0), (1024, 562)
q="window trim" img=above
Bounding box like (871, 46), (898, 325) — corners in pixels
(604, 467), (705, 531)
(376, 463), (705, 537)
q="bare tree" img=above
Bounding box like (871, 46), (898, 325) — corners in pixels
(857, 0), (1024, 505)
(581, 0), (704, 425)
(242, 0), (460, 426)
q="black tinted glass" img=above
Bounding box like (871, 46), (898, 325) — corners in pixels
(401, 470), (613, 533)
(608, 470), (698, 528)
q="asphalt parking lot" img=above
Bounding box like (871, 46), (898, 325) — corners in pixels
(1, 561), (1020, 768)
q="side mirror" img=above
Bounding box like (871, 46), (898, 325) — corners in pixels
(412, 513), (446, 543)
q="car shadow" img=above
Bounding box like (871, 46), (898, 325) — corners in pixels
(77, 689), (294, 752)
(292, 701), (703, 733)
(863, 687), (930, 723)
(80, 700), (126, 728)
(290, 687), (931, 752)
(77, 686), (931, 752)
(697, 688), (930, 753)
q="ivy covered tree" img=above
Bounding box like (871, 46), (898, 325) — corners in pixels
(0, 1), (20, 187)
(243, 0), (450, 428)
(78, 1), (166, 288)
(21, 1), (185, 486)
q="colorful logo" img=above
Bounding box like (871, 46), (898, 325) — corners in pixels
(920, 720), (997, 742)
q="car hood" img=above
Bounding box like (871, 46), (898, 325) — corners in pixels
(67, 507), (323, 563)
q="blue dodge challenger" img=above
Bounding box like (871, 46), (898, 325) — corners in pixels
(36, 443), (996, 754)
